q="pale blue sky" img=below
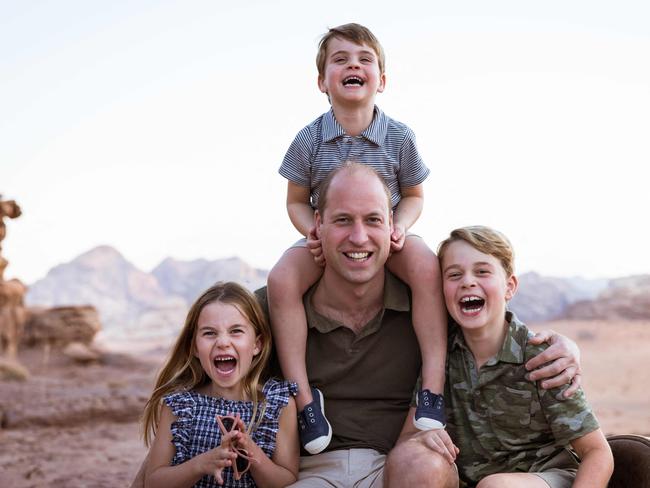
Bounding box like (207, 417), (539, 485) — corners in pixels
(2, 0), (649, 283)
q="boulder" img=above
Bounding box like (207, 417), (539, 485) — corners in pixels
(63, 341), (102, 363)
(0, 357), (30, 381)
(22, 306), (101, 347)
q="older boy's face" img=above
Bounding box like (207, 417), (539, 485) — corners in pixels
(318, 37), (385, 106)
(441, 240), (517, 333)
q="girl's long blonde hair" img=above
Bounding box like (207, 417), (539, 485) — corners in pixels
(141, 281), (272, 446)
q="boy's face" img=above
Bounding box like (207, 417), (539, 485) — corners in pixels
(318, 37), (385, 107)
(441, 240), (518, 332)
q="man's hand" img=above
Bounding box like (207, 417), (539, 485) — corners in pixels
(390, 225), (406, 253)
(307, 227), (325, 267)
(406, 429), (459, 465)
(526, 329), (582, 398)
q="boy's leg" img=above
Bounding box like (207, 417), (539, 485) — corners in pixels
(387, 236), (447, 428)
(268, 245), (322, 409)
(268, 244), (331, 453)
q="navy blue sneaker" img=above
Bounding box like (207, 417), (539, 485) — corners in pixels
(298, 387), (332, 454)
(414, 390), (446, 430)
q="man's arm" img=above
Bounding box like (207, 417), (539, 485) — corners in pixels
(526, 330), (582, 397)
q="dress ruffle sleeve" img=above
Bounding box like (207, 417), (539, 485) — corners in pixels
(164, 391), (196, 466)
(250, 378), (297, 456)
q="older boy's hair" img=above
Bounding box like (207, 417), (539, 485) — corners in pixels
(316, 23), (386, 80)
(317, 161), (391, 216)
(438, 226), (515, 277)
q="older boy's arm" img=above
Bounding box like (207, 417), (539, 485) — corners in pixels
(570, 429), (613, 488)
(286, 181), (314, 237)
(526, 330), (582, 397)
(391, 184), (424, 252)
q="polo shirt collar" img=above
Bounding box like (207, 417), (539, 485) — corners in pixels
(321, 106), (387, 146)
(304, 271), (410, 334)
(449, 311), (527, 365)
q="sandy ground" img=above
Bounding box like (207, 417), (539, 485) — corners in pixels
(1, 320), (649, 487)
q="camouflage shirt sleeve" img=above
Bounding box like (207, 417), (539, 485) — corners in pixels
(526, 342), (600, 445)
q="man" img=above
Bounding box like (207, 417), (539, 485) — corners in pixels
(261, 163), (580, 487)
(130, 163), (581, 487)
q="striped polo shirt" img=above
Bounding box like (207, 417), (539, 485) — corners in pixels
(279, 106), (430, 209)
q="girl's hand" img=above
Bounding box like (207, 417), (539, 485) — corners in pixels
(194, 431), (240, 485)
(307, 226), (325, 266)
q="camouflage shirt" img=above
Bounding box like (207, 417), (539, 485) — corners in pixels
(446, 311), (599, 486)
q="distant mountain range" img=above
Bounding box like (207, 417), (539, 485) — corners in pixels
(25, 246), (650, 338)
(25, 246), (267, 338)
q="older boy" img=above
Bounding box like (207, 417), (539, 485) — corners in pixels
(434, 226), (613, 488)
(268, 23), (448, 455)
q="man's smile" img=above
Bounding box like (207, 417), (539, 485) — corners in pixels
(343, 251), (372, 261)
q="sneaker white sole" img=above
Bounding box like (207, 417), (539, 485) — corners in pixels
(303, 389), (332, 455)
(413, 416), (445, 431)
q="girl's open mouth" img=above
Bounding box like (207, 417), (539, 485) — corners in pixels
(214, 355), (237, 374)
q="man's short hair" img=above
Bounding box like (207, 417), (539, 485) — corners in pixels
(437, 226), (515, 277)
(317, 162), (392, 216)
(316, 23), (386, 80)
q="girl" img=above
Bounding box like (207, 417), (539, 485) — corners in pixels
(141, 282), (299, 488)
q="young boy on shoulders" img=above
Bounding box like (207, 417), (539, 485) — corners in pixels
(436, 226), (613, 488)
(268, 23), (448, 454)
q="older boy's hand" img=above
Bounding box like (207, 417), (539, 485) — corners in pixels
(390, 225), (406, 252)
(407, 429), (459, 465)
(526, 330), (582, 398)
(307, 227), (325, 267)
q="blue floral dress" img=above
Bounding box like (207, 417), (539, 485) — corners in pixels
(164, 378), (297, 488)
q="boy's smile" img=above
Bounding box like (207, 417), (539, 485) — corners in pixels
(318, 37), (385, 107)
(441, 240), (518, 334)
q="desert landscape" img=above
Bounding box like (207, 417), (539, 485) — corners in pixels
(1, 318), (649, 488)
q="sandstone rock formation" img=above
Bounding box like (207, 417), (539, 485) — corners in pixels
(22, 305), (101, 347)
(0, 196), (27, 359)
(0, 279), (28, 358)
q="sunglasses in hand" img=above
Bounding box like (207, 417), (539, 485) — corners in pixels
(216, 414), (255, 480)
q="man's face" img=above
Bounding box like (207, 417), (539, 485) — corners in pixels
(316, 170), (392, 286)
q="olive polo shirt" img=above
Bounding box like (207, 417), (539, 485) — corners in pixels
(257, 271), (421, 454)
(446, 311), (599, 486)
